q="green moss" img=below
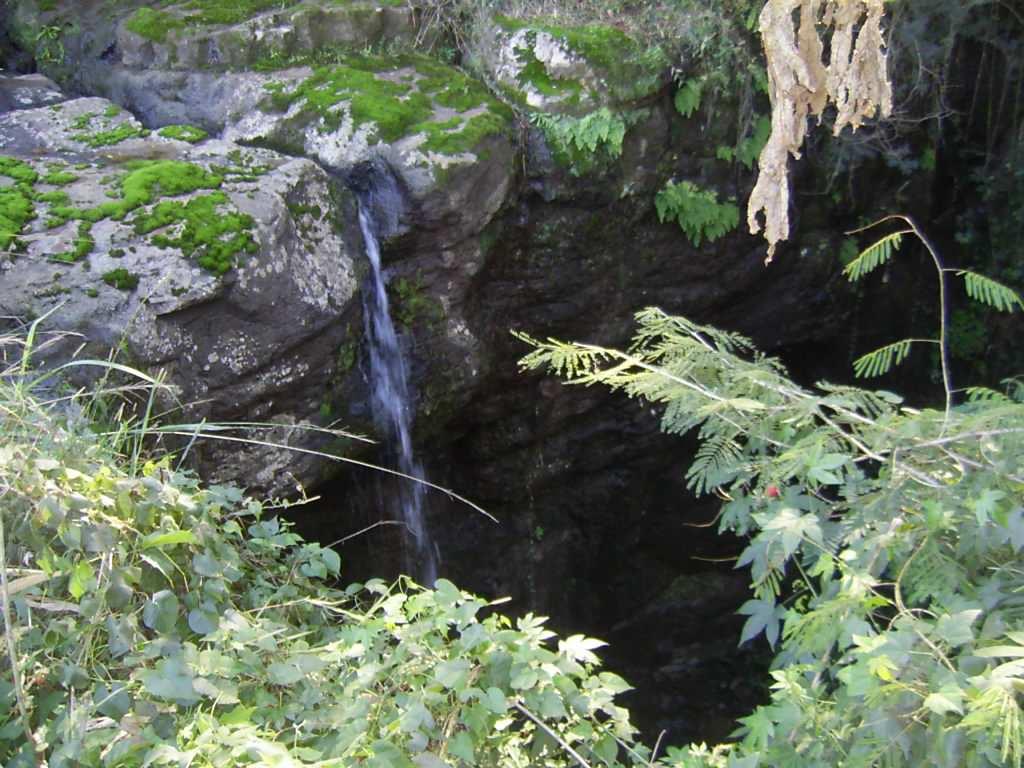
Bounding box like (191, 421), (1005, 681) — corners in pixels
(180, 0), (302, 26)
(421, 111), (510, 154)
(84, 286), (100, 298)
(75, 123), (149, 148)
(513, 37), (583, 102)
(390, 275), (443, 329)
(496, 14), (667, 101)
(54, 221), (95, 263)
(71, 112), (97, 130)
(126, 0), (304, 41)
(0, 156), (38, 250)
(158, 124), (209, 143)
(42, 161), (250, 273)
(102, 267), (139, 291)
(266, 53), (512, 154)
(133, 192), (257, 275)
(0, 156), (39, 185)
(125, 8), (185, 43)
(37, 190), (70, 205)
(43, 170), (78, 186)
(104, 104), (122, 118)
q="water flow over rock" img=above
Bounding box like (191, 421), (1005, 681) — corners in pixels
(357, 176), (438, 586)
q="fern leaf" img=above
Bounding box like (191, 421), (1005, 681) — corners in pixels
(673, 80), (702, 118)
(852, 339), (914, 378)
(686, 431), (743, 495)
(958, 271), (1024, 312)
(965, 386), (1011, 404)
(843, 232), (902, 282)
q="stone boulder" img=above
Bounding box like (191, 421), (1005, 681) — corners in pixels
(0, 71), (65, 112)
(1, 93), (361, 496)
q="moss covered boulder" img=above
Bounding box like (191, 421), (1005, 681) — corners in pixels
(118, 0), (421, 71)
(472, 15), (670, 115)
(224, 52), (517, 243)
(0, 93), (363, 495)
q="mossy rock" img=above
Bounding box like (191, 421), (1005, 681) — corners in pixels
(231, 52), (515, 172)
(119, 0), (423, 72)
(475, 15), (670, 115)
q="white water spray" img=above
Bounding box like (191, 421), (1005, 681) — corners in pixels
(358, 201), (438, 586)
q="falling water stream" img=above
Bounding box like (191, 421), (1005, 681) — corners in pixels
(358, 195), (439, 586)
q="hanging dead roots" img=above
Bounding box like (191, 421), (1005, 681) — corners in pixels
(748, 0), (892, 263)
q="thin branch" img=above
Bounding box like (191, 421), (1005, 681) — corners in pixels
(514, 702), (593, 768)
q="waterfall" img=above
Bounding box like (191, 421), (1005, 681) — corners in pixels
(357, 185), (438, 586)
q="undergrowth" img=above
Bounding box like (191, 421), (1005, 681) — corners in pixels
(0, 321), (649, 768)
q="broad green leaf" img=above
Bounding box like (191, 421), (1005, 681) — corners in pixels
(142, 590), (180, 635)
(559, 634), (607, 664)
(187, 605), (219, 635)
(449, 731), (475, 764)
(137, 658), (199, 704)
(268, 662), (304, 686)
(924, 690), (964, 716)
(738, 599), (785, 648)
(510, 667), (539, 691)
(435, 659), (471, 690)
(434, 578), (461, 606)
(68, 560), (94, 599)
(219, 705), (255, 725)
(935, 610), (981, 647)
(976, 644), (1024, 658)
(483, 687), (508, 714)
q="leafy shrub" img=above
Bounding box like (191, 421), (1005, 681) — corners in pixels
(0, 334), (645, 768)
(518, 233), (1024, 767)
(655, 180), (739, 246)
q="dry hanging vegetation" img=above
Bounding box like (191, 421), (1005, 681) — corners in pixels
(748, 0), (892, 262)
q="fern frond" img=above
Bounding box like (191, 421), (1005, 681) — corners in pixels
(687, 431), (744, 495)
(958, 271), (1024, 312)
(963, 685), (1024, 768)
(852, 339), (914, 378)
(965, 386), (1011, 404)
(843, 232), (903, 282)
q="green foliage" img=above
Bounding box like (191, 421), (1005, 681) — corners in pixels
(654, 180), (739, 246)
(34, 24), (63, 66)
(124, 8), (185, 43)
(717, 116), (770, 170)
(959, 270), (1024, 313)
(530, 107), (628, 173)
(125, 2), (303, 43)
(674, 80), (702, 118)
(851, 337), (914, 377)
(842, 231), (903, 281)
(42, 170), (78, 186)
(844, 220), (1021, 388)
(519, 303), (1024, 768)
(0, 331), (654, 768)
